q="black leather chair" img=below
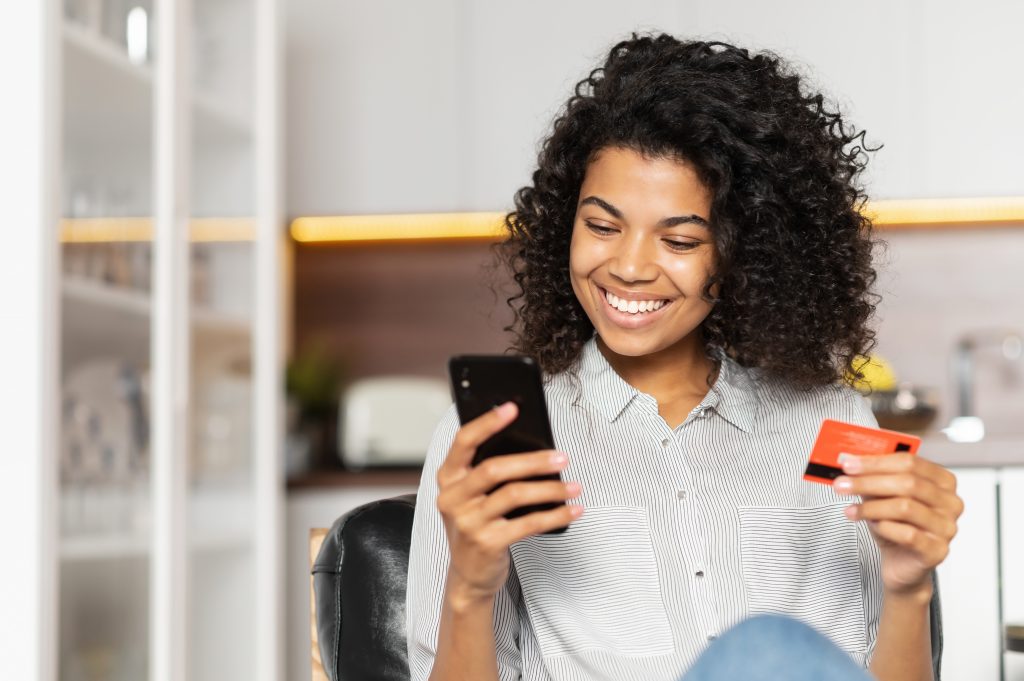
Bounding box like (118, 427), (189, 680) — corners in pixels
(312, 494), (417, 681)
(312, 494), (944, 681)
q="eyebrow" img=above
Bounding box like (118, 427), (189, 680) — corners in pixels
(579, 195), (710, 229)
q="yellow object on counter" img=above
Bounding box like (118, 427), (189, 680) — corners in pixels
(848, 354), (898, 392)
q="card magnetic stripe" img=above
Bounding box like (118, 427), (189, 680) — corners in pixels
(804, 462), (843, 481)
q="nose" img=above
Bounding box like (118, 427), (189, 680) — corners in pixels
(608, 233), (658, 283)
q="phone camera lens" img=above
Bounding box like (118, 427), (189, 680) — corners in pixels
(460, 379), (470, 389)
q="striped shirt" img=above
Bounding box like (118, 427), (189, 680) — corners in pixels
(407, 337), (883, 681)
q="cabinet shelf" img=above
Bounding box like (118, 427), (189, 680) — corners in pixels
(62, 21), (251, 150)
(60, 485), (255, 561)
(62, 276), (250, 368)
(60, 530), (252, 562)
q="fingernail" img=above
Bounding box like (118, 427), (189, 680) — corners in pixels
(838, 454), (862, 473)
(844, 505), (859, 520)
(570, 504), (584, 517)
(833, 477), (853, 493)
(566, 481), (581, 495)
(551, 451), (568, 466)
(495, 401), (516, 418)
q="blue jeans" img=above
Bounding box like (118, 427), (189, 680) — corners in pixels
(681, 615), (873, 681)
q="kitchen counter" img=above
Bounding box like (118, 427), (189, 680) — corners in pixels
(918, 435), (1024, 468)
(287, 467), (422, 490)
(286, 437), (1024, 490)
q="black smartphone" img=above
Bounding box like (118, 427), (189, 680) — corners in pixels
(448, 355), (568, 534)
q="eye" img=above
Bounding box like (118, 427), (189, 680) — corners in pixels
(585, 221), (618, 236)
(663, 239), (700, 252)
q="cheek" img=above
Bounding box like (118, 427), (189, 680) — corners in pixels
(569, 227), (598, 277)
(663, 258), (714, 296)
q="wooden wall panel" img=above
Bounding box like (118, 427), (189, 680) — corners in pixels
(293, 242), (516, 381)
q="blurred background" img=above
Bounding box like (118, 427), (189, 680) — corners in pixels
(3, 1), (1024, 680)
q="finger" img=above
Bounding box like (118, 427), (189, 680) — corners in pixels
(475, 479), (582, 524)
(438, 448), (568, 512)
(833, 472), (961, 515)
(839, 453), (958, 492)
(438, 402), (519, 481)
(847, 497), (958, 540)
(865, 519), (950, 566)
(486, 503), (585, 546)
(457, 449), (569, 499)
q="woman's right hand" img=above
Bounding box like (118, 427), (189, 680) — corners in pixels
(435, 401), (583, 606)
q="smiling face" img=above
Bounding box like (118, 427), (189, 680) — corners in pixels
(569, 146), (718, 362)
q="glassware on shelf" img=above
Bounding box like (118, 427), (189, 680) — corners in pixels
(125, 5), (149, 65)
(60, 359), (150, 536)
(192, 354), (252, 484)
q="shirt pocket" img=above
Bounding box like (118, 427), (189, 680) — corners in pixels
(737, 502), (867, 654)
(510, 505), (674, 658)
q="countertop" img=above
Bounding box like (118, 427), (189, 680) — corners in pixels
(287, 436), (1024, 490)
(287, 466), (422, 490)
(917, 435), (1024, 468)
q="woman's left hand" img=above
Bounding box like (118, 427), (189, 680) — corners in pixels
(833, 453), (964, 596)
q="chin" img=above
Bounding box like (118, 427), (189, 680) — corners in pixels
(596, 329), (675, 358)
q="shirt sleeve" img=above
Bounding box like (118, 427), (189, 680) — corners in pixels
(834, 386), (885, 667)
(406, 405), (524, 681)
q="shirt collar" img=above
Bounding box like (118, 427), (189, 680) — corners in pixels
(576, 336), (759, 433)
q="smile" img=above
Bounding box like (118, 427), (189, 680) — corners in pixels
(602, 288), (670, 315)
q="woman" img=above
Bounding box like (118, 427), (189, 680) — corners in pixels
(406, 34), (963, 681)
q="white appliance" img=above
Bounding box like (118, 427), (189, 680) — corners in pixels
(338, 375), (451, 468)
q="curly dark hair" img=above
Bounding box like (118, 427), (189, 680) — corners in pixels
(497, 33), (882, 390)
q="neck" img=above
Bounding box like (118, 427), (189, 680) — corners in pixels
(596, 333), (719, 404)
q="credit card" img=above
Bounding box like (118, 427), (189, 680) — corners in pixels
(803, 419), (921, 484)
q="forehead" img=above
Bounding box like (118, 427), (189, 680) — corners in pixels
(579, 147), (712, 215)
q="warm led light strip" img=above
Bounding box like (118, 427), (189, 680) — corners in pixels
(289, 212), (507, 243)
(289, 199), (1024, 243)
(60, 217), (256, 242)
(869, 197), (1024, 227)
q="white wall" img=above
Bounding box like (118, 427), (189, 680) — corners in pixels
(286, 0), (1024, 216)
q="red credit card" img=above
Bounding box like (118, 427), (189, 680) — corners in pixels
(804, 419), (921, 485)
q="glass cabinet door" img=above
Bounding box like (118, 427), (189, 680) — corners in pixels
(59, 2), (157, 678)
(187, 0), (259, 679)
(57, 1), (280, 679)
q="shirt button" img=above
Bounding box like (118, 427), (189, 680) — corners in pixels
(695, 569), (705, 577)
(676, 490), (687, 500)
(661, 438), (671, 448)
(707, 632), (718, 641)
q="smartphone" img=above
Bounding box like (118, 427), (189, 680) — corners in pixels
(448, 355), (568, 534)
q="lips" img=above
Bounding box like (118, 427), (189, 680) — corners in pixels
(596, 285), (674, 329)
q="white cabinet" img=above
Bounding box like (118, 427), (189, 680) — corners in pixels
(938, 469), (1002, 680)
(1, 1), (284, 680)
(1000, 469), (1024, 680)
(939, 466), (1024, 681)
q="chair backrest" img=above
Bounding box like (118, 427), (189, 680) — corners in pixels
(312, 494), (417, 681)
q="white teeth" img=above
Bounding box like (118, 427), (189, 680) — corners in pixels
(603, 289), (668, 315)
